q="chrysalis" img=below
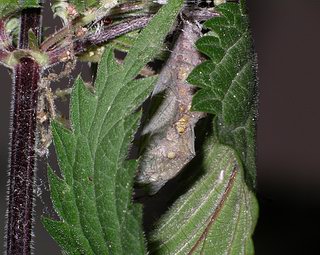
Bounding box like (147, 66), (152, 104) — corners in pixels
(136, 8), (215, 194)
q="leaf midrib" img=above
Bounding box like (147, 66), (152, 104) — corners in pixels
(187, 164), (239, 255)
(154, 157), (238, 254)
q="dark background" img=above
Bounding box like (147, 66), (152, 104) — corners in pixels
(1, 0), (320, 254)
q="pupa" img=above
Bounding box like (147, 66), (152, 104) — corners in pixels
(136, 8), (216, 194)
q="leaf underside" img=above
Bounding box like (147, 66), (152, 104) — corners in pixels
(150, 2), (258, 254)
(149, 141), (258, 255)
(43, 0), (183, 254)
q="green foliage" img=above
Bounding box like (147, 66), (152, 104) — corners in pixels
(23, 0), (39, 7)
(43, 0), (183, 254)
(149, 140), (258, 255)
(150, 2), (258, 254)
(78, 32), (142, 63)
(69, 0), (99, 12)
(0, 0), (40, 18)
(44, 1), (258, 254)
(187, 2), (257, 187)
(0, 3), (21, 18)
(51, 0), (98, 24)
(52, 0), (116, 24)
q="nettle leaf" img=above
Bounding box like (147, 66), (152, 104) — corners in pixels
(70, 0), (98, 11)
(149, 141), (258, 255)
(150, 1), (258, 254)
(0, 3), (17, 18)
(43, 0), (183, 254)
(189, 2), (255, 124)
(0, 0), (40, 18)
(187, 2), (257, 187)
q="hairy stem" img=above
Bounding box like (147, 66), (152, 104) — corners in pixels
(75, 16), (151, 53)
(47, 16), (152, 65)
(6, 7), (42, 255)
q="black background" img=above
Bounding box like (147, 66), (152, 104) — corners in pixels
(1, 0), (320, 254)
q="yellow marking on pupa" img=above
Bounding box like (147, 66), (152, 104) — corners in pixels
(175, 115), (190, 134)
(167, 151), (176, 159)
(178, 66), (189, 81)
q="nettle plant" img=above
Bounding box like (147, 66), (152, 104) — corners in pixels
(1, 0), (258, 254)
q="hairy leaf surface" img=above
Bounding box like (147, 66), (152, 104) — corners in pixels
(0, 0), (40, 18)
(188, 2), (257, 186)
(149, 141), (258, 255)
(43, 0), (183, 254)
(150, 2), (258, 254)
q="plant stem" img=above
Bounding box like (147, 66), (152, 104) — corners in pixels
(78, 16), (151, 51)
(6, 7), (42, 255)
(46, 15), (152, 66)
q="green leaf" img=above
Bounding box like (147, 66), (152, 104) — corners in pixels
(51, 0), (97, 24)
(214, 109), (257, 189)
(23, 0), (40, 7)
(108, 32), (140, 53)
(149, 2), (258, 254)
(28, 30), (39, 49)
(52, 0), (125, 24)
(44, 0), (183, 253)
(51, 0), (112, 25)
(0, 0), (40, 18)
(0, 2), (18, 18)
(187, 2), (257, 187)
(70, 0), (99, 12)
(123, 0), (183, 82)
(149, 141), (258, 255)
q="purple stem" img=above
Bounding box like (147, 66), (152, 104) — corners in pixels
(74, 16), (152, 54)
(6, 8), (42, 255)
(46, 16), (152, 66)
